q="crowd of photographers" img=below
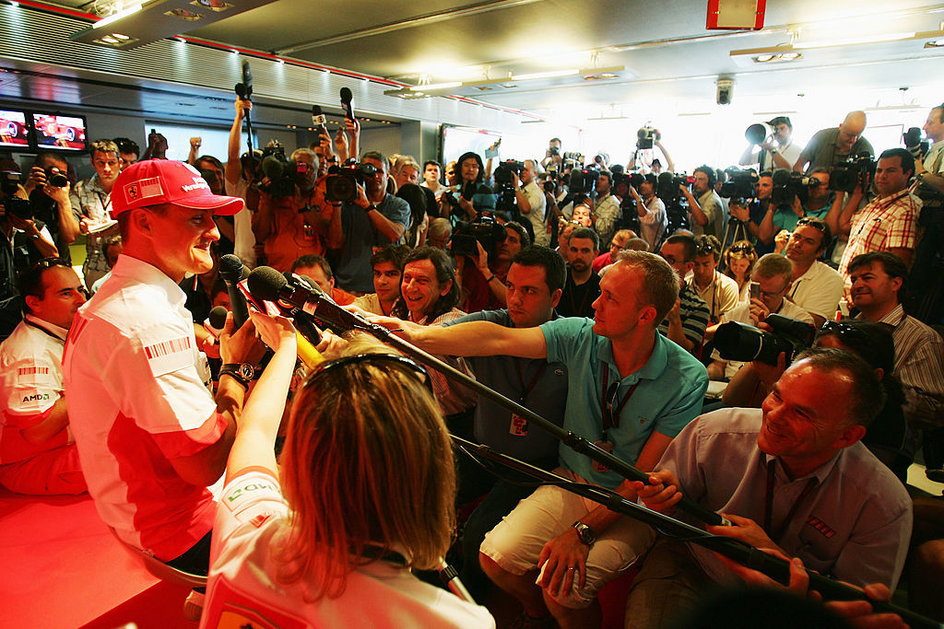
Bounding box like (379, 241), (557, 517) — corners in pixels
(0, 98), (943, 628)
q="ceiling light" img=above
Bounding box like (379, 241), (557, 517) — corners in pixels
(383, 88), (431, 99)
(753, 52), (802, 63)
(93, 4), (143, 29)
(925, 39), (944, 47)
(583, 72), (619, 81)
(793, 32), (915, 49)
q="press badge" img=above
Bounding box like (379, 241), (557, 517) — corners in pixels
(509, 413), (529, 436)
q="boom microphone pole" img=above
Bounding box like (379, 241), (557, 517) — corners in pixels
(452, 435), (943, 629)
(246, 265), (727, 527)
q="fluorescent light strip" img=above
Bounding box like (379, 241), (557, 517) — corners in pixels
(92, 3), (143, 29)
(410, 81), (461, 91)
(511, 69), (579, 81)
(793, 32), (915, 49)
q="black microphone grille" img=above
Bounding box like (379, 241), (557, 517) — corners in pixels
(208, 306), (228, 330)
(772, 168), (792, 186)
(247, 266), (287, 303)
(340, 87), (353, 103)
(312, 105), (322, 115)
(219, 254), (245, 281)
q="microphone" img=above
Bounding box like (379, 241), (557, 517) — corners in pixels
(219, 254), (250, 330)
(260, 155), (285, 181)
(247, 266), (378, 335)
(340, 87), (355, 121)
(311, 105), (330, 142)
(206, 305), (228, 336)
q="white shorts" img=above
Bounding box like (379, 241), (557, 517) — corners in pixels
(480, 469), (655, 609)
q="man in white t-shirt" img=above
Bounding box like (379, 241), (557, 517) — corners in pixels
(782, 216), (843, 326)
(516, 160), (548, 246)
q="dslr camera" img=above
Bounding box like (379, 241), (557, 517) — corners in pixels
(713, 313), (816, 366)
(450, 215), (507, 260)
(493, 160), (523, 189)
(0, 171), (31, 220)
(829, 153), (875, 193)
(325, 161), (379, 203)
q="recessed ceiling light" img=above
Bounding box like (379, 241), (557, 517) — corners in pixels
(925, 39), (944, 47)
(753, 52), (803, 63)
(583, 73), (619, 81)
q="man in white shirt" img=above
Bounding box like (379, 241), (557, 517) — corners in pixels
(783, 217), (844, 326)
(516, 160), (548, 246)
(739, 116), (803, 172)
(706, 253), (814, 380)
(687, 235), (739, 323)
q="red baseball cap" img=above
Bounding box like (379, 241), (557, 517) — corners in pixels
(110, 159), (244, 218)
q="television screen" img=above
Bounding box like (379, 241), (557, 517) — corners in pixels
(0, 109), (30, 150)
(31, 112), (88, 151)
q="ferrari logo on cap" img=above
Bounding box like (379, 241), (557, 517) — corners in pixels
(126, 183), (139, 200)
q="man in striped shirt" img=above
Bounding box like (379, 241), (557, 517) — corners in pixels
(657, 234), (709, 354)
(849, 251), (944, 439)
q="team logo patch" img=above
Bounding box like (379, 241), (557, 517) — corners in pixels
(806, 515), (836, 538)
(125, 177), (163, 203)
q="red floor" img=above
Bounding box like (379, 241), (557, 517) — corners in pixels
(0, 488), (194, 628)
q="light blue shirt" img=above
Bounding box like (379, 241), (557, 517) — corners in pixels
(540, 317), (708, 489)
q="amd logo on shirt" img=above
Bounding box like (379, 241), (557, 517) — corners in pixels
(22, 392), (51, 403)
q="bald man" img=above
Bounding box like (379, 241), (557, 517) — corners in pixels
(794, 111), (874, 174)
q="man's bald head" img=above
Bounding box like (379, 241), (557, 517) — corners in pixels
(838, 111), (867, 151)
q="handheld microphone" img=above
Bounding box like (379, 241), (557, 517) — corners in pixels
(206, 305), (229, 336)
(339, 87), (355, 121)
(311, 105), (330, 142)
(247, 266), (379, 335)
(219, 254), (250, 330)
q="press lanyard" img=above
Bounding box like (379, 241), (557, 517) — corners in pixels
(763, 460), (818, 543)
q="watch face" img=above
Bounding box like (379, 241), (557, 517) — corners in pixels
(237, 363), (255, 380)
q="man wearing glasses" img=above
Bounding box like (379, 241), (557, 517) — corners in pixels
(783, 217), (844, 326)
(0, 258), (87, 495)
(657, 234), (710, 354)
(687, 235), (739, 324)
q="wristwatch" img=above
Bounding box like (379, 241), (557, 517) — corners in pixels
(365, 204), (378, 213)
(572, 521), (596, 546)
(219, 362), (260, 389)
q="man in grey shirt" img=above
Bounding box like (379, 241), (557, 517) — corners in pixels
(794, 111), (874, 174)
(627, 348), (912, 628)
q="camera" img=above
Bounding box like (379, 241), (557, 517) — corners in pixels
(656, 172), (693, 202)
(549, 146), (560, 157)
(713, 313), (815, 366)
(569, 168), (599, 195)
(719, 168), (759, 200)
(325, 161), (378, 203)
(0, 171), (31, 220)
(493, 160), (523, 188)
(44, 168), (68, 188)
(611, 172), (645, 198)
(829, 153), (875, 193)
(450, 215), (507, 260)
(636, 126), (658, 150)
(770, 170), (820, 207)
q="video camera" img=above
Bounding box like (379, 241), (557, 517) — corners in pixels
(493, 160), (523, 188)
(829, 153), (875, 193)
(770, 169), (821, 207)
(657, 172), (693, 203)
(719, 168), (759, 200)
(569, 167), (599, 195)
(612, 172), (645, 232)
(637, 126), (659, 150)
(325, 161), (379, 203)
(450, 215), (507, 260)
(903, 127), (930, 158)
(713, 313), (816, 366)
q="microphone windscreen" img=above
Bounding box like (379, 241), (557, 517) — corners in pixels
(340, 87), (353, 104)
(260, 155), (284, 180)
(248, 266), (287, 303)
(219, 254), (245, 282)
(771, 169), (792, 187)
(208, 306), (228, 330)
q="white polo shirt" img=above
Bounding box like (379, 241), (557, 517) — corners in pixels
(788, 260), (844, 322)
(63, 255), (223, 561)
(0, 315), (70, 464)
